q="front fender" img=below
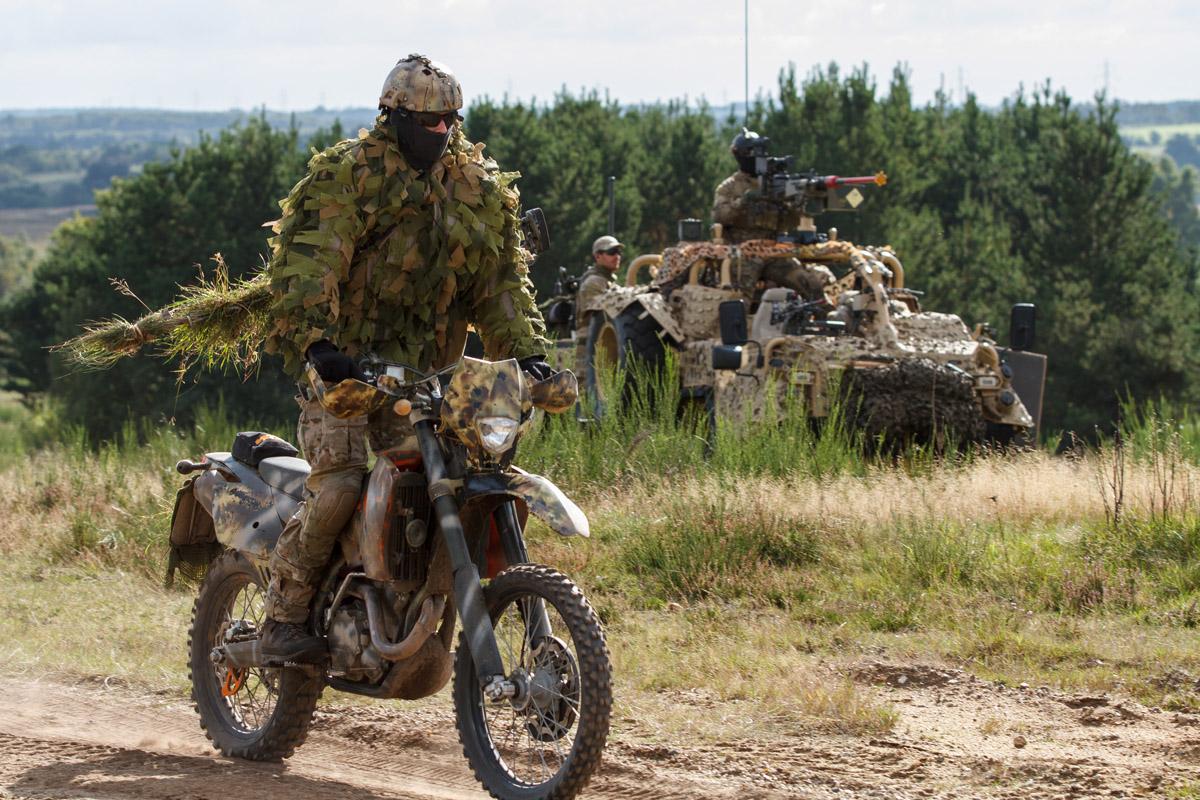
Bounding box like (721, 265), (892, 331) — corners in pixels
(462, 470), (589, 538)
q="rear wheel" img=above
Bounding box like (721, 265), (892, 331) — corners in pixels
(453, 565), (612, 800)
(188, 551), (322, 760)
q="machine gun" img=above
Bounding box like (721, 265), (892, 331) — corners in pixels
(756, 153), (888, 216)
(540, 266), (581, 336)
(768, 293), (847, 337)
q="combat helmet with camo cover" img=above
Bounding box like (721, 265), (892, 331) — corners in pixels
(379, 53), (464, 113)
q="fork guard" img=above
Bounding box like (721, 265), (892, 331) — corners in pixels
(462, 470), (590, 538)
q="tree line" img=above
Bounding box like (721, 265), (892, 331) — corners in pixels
(1, 64), (1197, 440)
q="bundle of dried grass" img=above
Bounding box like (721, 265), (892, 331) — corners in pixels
(54, 255), (273, 374)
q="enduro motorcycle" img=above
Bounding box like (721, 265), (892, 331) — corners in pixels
(168, 357), (611, 800)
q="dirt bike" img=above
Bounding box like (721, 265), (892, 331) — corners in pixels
(169, 356), (611, 800)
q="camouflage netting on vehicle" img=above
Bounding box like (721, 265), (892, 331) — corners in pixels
(842, 359), (986, 449)
(58, 124), (548, 375)
(653, 240), (859, 297)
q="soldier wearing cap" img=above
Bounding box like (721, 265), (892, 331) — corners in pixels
(573, 235), (622, 369)
(258, 54), (551, 662)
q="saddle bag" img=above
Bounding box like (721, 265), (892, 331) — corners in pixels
(165, 476), (220, 587)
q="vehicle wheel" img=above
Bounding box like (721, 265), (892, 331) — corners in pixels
(585, 302), (666, 412)
(842, 358), (986, 451)
(188, 550), (323, 761)
(453, 564), (612, 800)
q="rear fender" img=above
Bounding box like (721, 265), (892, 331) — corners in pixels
(594, 288), (684, 345)
(462, 470), (589, 539)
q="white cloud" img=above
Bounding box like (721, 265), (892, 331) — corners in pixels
(0, 0), (1194, 109)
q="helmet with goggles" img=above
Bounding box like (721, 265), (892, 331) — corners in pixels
(379, 54), (463, 171)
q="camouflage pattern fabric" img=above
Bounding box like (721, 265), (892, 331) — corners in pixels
(653, 239), (840, 303)
(757, 258), (835, 301)
(711, 170), (802, 243)
(263, 119), (548, 378)
(262, 119), (548, 623)
(265, 390), (421, 623)
(379, 54), (462, 112)
(573, 265), (615, 366)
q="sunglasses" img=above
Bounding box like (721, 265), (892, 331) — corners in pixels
(599, 247), (623, 256)
(402, 110), (462, 129)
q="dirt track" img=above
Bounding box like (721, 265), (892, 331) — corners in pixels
(1, 666), (1198, 799)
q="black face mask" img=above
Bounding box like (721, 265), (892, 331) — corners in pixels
(388, 111), (451, 172)
(736, 154), (757, 175)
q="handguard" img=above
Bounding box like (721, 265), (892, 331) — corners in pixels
(305, 363), (391, 419)
(528, 370), (578, 414)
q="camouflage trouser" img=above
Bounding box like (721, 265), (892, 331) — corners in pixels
(573, 326), (589, 379)
(264, 390), (416, 624)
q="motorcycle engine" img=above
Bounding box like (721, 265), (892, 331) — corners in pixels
(327, 600), (386, 682)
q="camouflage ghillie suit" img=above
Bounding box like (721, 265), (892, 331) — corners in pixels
(261, 68), (547, 626)
(573, 265), (615, 367)
(711, 169), (833, 301)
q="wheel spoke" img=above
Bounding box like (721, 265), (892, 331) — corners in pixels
(211, 574), (279, 733)
(472, 586), (592, 786)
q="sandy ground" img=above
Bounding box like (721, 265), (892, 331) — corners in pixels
(1, 664), (1198, 799)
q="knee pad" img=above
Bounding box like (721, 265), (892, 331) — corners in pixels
(305, 470), (363, 534)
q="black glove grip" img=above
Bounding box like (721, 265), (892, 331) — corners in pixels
(518, 355), (554, 382)
(306, 340), (361, 383)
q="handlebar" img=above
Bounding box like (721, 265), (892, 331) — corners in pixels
(305, 358), (578, 420)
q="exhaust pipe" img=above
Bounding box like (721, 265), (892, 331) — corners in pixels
(363, 588), (445, 661)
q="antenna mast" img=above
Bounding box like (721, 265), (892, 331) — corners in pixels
(744, 0), (749, 123)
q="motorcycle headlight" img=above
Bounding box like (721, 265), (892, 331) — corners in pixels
(477, 416), (520, 454)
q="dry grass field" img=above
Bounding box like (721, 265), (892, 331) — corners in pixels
(4, 392), (1200, 795)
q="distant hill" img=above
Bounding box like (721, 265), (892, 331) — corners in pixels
(4, 98), (1197, 149)
(0, 107), (379, 149)
(1111, 101), (1200, 126)
(0, 108), (379, 211)
(1, 100), (1197, 213)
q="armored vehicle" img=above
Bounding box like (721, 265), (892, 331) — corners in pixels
(553, 166), (1045, 447)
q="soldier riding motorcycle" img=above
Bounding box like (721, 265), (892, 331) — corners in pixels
(170, 356), (611, 800)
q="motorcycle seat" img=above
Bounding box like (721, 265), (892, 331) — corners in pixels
(258, 456), (311, 499)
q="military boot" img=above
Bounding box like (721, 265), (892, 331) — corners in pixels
(259, 619), (326, 663)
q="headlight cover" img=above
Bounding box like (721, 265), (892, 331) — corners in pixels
(477, 416), (520, 454)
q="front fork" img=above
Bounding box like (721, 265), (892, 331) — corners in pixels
(414, 420), (551, 694)
(496, 500), (554, 644)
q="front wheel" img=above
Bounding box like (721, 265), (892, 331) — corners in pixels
(453, 565), (612, 800)
(585, 302), (667, 415)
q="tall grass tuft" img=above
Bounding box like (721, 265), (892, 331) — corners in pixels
(520, 351), (871, 486)
(616, 495), (820, 605)
(0, 393), (288, 576)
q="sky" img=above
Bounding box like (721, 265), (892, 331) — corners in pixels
(0, 0), (1196, 111)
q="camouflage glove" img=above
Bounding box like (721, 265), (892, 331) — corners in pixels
(306, 340), (365, 383)
(518, 355), (554, 382)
